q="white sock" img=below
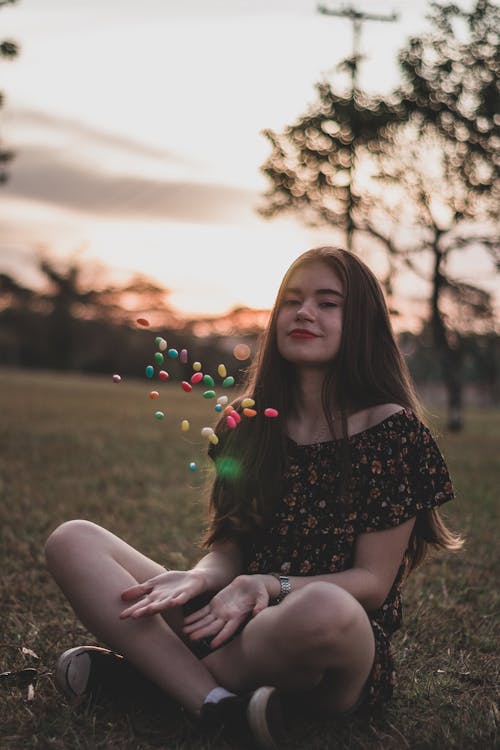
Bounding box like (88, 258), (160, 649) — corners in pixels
(203, 686), (237, 704)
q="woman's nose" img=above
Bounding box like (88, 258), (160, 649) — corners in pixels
(296, 301), (314, 320)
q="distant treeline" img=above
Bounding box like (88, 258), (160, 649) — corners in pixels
(0, 265), (498, 405)
(0, 301), (498, 402)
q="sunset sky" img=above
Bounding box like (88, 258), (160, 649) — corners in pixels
(0, 0), (487, 320)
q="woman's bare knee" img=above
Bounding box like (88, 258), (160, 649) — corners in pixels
(45, 519), (103, 569)
(278, 582), (368, 653)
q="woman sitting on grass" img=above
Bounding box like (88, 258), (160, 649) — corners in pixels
(45, 246), (462, 749)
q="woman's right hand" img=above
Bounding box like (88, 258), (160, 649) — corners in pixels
(119, 569), (206, 619)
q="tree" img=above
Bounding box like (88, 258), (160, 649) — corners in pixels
(259, 0), (499, 429)
(0, 0), (20, 183)
(396, 0), (499, 209)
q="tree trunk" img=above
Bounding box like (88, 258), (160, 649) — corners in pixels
(430, 242), (464, 431)
(443, 359), (464, 432)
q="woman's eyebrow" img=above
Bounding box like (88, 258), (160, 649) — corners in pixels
(285, 286), (344, 298)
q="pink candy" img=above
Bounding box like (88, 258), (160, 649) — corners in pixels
(264, 408), (279, 418)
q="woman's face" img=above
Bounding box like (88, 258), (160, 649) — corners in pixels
(276, 260), (344, 369)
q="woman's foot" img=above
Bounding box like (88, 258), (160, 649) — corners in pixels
(200, 685), (285, 749)
(55, 645), (162, 704)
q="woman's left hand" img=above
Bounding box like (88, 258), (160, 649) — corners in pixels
(182, 574), (270, 649)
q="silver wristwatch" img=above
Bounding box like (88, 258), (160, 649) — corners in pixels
(271, 573), (292, 603)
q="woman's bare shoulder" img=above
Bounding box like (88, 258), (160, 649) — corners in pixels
(349, 403), (405, 435)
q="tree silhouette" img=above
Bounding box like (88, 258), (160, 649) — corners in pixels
(259, 0), (499, 430)
(0, 0), (19, 184)
(396, 0), (499, 208)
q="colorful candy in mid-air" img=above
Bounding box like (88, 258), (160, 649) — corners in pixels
(264, 408), (279, 418)
(137, 318), (150, 327)
(119, 333), (262, 473)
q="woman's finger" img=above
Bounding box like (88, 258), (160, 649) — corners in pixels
(183, 604), (211, 625)
(186, 618), (225, 641)
(183, 612), (216, 634)
(121, 582), (153, 600)
(209, 618), (241, 649)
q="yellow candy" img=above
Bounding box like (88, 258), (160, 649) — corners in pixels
(218, 363), (227, 378)
(181, 420), (190, 432)
(241, 397), (255, 408)
(208, 433), (219, 445)
(193, 361), (202, 372)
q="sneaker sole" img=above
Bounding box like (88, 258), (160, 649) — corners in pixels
(55, 646), (94, 701)
(247, 686), (283, 750)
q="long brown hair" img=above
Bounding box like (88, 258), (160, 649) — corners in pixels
(204, 247), (462, 570)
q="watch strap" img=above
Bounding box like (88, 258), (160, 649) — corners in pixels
(270, 573), (291, 603)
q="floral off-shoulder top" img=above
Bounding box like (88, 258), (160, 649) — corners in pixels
(244, 408), (454, 638)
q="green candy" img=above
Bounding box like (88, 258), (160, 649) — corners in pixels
(154, 411), (165, 420)
(203, 374), (215, 387)
(202, 390), (216, 399)
(223, 376), (235, 388)
(154, 352), (164, 364)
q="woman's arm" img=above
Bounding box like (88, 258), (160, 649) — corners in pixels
(262, 517), (416, 611)
(191, 538), (243, 592)
(120, 539), (242, 619)
(183, 519), (416, 647)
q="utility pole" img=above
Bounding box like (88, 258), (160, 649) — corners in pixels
(317, 4), (398, 91)
(317, 4), (398, 251)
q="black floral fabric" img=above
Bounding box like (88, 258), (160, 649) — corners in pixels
(244, 408), (454, 709)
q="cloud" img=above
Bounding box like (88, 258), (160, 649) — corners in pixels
(2, 143), (258, 224)
(2, 106), (258, 224)
(8, 107), (194, 166)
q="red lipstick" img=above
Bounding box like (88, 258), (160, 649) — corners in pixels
(289, 329), (319, 339)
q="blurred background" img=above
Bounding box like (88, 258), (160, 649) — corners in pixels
(0, 0), (498, 430)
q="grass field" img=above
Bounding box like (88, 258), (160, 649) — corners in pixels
(0, 367), (498, 749)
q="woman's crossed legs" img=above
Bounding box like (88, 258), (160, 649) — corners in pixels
(45, 520), (375, 717)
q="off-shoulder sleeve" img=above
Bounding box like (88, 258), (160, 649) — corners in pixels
(355, 413), (454, 532)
